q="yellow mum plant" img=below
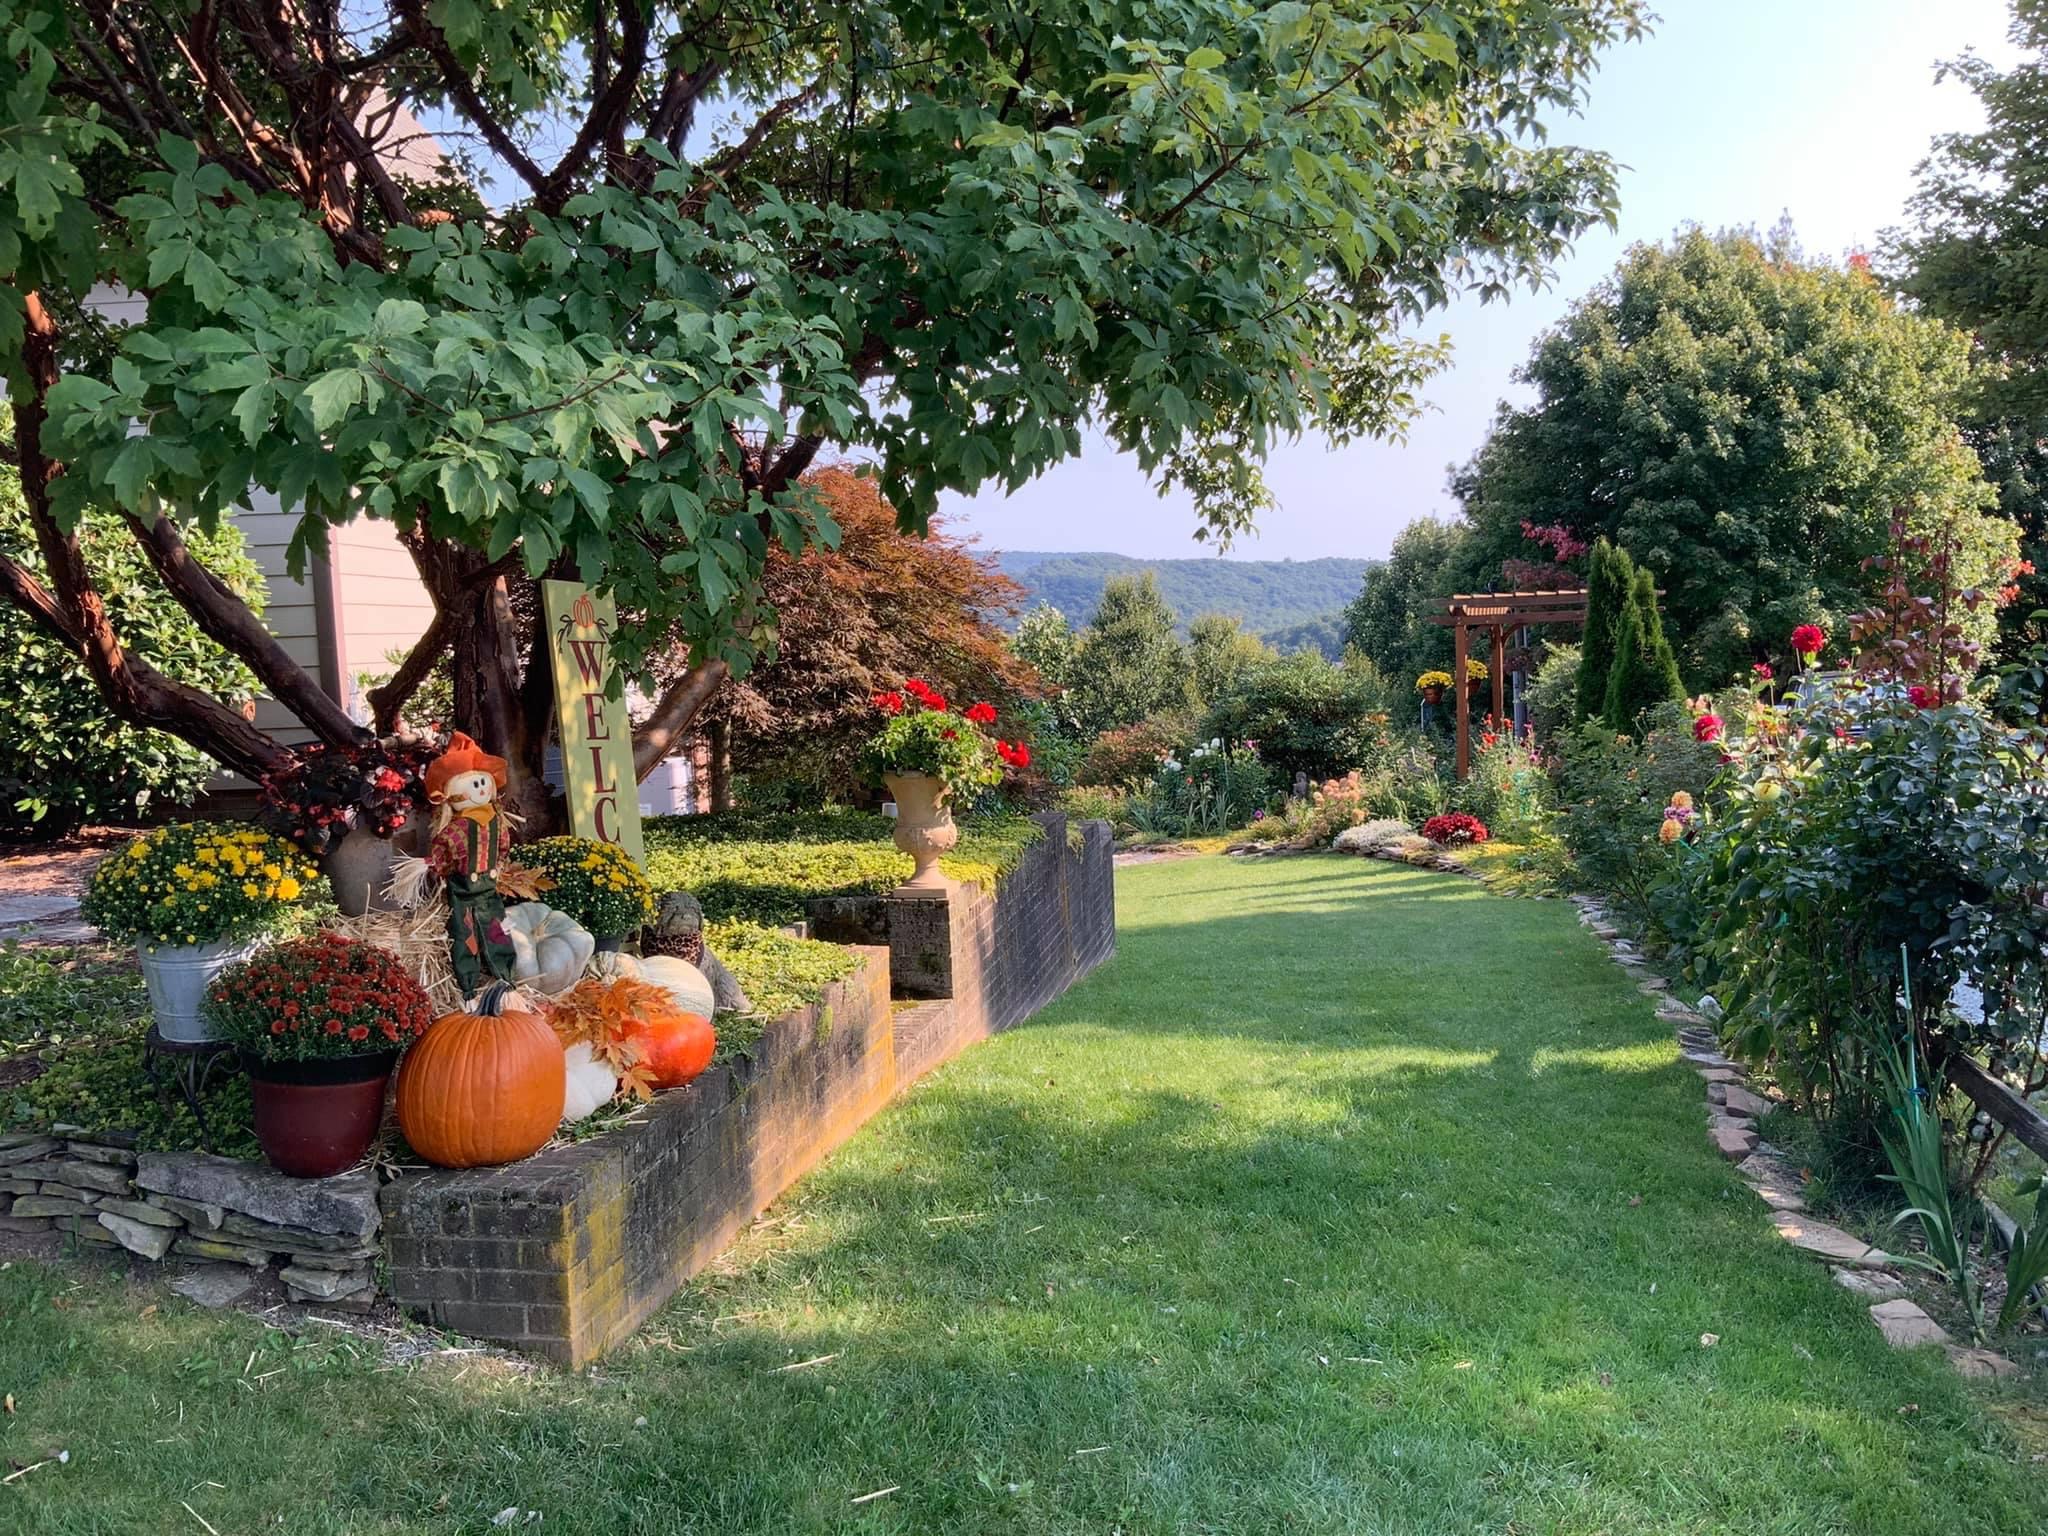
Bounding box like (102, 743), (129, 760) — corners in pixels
(517, 836), (655, 939)
(81, 823), (322, 948)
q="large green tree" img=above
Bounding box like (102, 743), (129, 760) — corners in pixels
(1450, 227), (2015, 686)
(1340, 516), (1469, 684)
(1069, 573), (1190, 735)
(0, 1), (1645, 817)
(1888, 0), (2048, 655)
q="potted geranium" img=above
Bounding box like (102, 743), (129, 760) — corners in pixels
(861, 680), (1009, 889)
(203, 934), (434, 1177)
(515, 836), (655, 950)
(81, 823), (324, 1042)
(258, 735), (443, 915)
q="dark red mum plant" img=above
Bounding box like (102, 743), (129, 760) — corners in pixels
(1422, 813), (1489, 846)
(204, 935), (435, 1063)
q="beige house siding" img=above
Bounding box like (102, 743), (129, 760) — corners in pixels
(326, 518), (436, 721)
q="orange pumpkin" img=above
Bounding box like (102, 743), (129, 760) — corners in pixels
(396, 984), (566, 1168)
(623, 1001), (715, 1091)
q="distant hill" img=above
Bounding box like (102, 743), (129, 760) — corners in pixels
(995, 552), (1373, 655)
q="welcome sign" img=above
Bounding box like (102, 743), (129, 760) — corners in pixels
(540, 579), (645, 867)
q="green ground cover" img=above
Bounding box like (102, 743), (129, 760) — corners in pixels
(642, 808), (1044, 927)
(2, 855), (2043, 1533)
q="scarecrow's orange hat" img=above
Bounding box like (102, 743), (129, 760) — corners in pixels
(424, 732), (509, 803)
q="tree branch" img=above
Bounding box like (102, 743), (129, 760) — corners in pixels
(632, 657), (730, 780)
(122, 509), (370, 748)
(12, 293), (289, 778)
(395, 0), (551, 200)
(368, 609), (447, 733)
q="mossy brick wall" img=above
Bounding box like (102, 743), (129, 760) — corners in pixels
(379, 948), (895, 1365)
(380, 815), (1115, 1366)
(884, 812), (1116, 1083)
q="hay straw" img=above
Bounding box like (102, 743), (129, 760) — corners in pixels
(325, 896), (470, 1013)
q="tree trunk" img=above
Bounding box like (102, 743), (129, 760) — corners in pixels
(707, 718), (734, 811)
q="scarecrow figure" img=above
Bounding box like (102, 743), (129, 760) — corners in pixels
(390, 733), (526, 997)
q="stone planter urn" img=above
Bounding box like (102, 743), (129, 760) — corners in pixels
(322, 811), (424, 916)
(241, 1049), (398, 1178)
(139, 937), (259, 1043)
(884, 771), (957, 892)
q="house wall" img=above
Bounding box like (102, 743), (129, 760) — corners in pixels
(325, 519), (436, 722)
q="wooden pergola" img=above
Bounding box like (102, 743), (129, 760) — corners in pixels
(1425, 590), (1590, 779)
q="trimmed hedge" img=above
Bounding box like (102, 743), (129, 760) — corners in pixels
(642, 808), (1045, 927)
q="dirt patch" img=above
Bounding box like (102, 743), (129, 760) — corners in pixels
(0, 826), (136, 900)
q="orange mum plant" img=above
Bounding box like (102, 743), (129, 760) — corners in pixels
(546, 977), (666, 1103)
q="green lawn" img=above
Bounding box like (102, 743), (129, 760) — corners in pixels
(4, 855), (2044, 1534)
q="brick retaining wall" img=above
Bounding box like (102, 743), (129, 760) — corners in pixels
(381, 813), (1114, 1365)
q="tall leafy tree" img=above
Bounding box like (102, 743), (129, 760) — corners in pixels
(1600, 567), (1683, 733)
(0, 1), (1649, 817)
(1888, 0), (2048, 654)
(1069, 574), (1190, 736)
(1575, 539), (1630, 722)
(1012, 605), (1080, 700)
(1187, 612), (1276, 709)
(1451, 228), (2015, 686)
(1341, 517), (1470, 684)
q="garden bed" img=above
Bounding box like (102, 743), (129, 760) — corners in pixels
(1, 812), (1115, 1363)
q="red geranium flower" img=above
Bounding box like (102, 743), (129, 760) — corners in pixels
(1908, 684), (1938, 710)
(1752, 662), (1773, 680)
(1791, 624), (1827, 658)
(1693, 713), (1724, 743)
(965, 701), (997, 725)
(872, 690), (906, 715)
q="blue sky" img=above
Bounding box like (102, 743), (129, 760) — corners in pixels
(945, 0), (2026, 562)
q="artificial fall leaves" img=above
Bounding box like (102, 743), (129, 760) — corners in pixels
(546, 978), (673, 1102)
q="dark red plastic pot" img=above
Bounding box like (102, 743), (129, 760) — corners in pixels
(241, 1050), (398, 1178)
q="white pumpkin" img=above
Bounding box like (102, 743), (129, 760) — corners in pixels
(634, 954), (716, 1019)
(560, 1041), (619, 1122)
(589, 952), (717, 1018)
(501, 902), (596, 994)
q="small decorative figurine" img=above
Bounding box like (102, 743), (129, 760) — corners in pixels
(391, 733), (528, 997)
(643, 890), (752, 1013)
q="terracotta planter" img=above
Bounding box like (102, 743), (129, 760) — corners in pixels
(1421, 684), (1445, 707)
(241, 1050), (397, 1178)
(884, 771), (958, 892)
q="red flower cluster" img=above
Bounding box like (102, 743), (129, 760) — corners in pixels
(965, 700), (998, 725)
(1908, 684), (1939, 710)
(904, 678), (948, 712)
(1791, 624), (1827, 659)
(872, 690), (906, 714)
(1751, 662), (1773, 681)
(1693, 713), (1724, 744)
(1421, 813), (1489, 847)
(996, 740), (1031, 768)
(258, 736), (442, 854)
(206, 934), (434, 1061)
